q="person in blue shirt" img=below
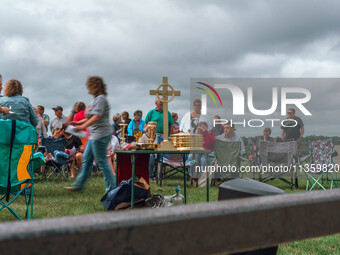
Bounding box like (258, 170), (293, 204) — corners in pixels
(127, 110), (145, 136)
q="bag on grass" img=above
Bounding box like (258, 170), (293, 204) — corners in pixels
(101, 176), (149, 211)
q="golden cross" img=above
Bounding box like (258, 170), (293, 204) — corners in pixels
(149, 77), (181, 150)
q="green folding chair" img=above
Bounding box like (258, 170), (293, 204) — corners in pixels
(0, 119), (38, 220)
(212, 140), (243, 181)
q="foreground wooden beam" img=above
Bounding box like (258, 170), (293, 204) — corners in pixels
(0, 189), (340, 255)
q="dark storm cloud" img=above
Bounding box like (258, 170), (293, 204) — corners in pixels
(1, 0), (340, 135)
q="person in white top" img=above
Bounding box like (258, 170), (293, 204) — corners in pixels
(50, 105), (67, 134)
(179, 99), (212, 133)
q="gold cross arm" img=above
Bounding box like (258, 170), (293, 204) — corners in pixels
(149, 77), (181, 103)
(150, 90), (181, 97)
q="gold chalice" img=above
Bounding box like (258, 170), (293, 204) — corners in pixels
(133, 130), (143, 143)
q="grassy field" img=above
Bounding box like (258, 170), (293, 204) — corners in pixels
(0, 173), (339, 254)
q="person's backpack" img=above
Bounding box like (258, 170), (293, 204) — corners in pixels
(101, 176), (149, 211)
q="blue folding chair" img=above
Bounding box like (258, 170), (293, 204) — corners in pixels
(42, 137), (70, 180)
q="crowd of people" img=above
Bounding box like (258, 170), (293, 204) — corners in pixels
(0, 73), (305, 192)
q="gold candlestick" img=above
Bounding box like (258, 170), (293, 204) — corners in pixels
(147, 124), (157, 144)
(119, 123), (128, 144)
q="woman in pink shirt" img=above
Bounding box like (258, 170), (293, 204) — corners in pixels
(67, 102), (89, 145)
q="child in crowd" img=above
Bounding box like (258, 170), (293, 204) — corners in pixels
(107, 135), (120, 176)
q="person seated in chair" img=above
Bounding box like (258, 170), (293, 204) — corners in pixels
(0, 79), (38, 126)
(112, 113), (122, 138)
(216, 122), (245, 155)
(171, 112), (180, 134)
(107, 135), (120, 177)
(191, 122), (216, 183)
(60, 124), (84, 178)
(138, 121), (158, 144)
(210, 115), (224, 136)
(127, 110), (145, 136)
(39, 128), (64, 175)
(197, 122), (215, 152)
(249, 127), (274, 153)
(214, 122), (246, 180)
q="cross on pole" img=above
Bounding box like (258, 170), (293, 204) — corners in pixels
(150, 77), (181, 151)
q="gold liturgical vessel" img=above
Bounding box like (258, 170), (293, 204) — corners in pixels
(132, 130), (143, 142)
(139, 122), (159, 150)
(170, 133), (204, 151)
(148, 123), (156, 144)
(119, 123), (128, 144)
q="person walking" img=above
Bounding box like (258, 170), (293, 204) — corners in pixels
(65, 76), (115, 192)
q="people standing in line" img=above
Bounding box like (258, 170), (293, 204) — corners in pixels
(65, 76), (115, 192)
(50, 105), (67, 134)
(281, 108), (304, 155)
(0, 79), (38, 126)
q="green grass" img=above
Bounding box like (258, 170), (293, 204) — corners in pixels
(0, 173), (339, 255)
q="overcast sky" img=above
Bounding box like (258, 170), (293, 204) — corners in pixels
(1, 0), (340, 136)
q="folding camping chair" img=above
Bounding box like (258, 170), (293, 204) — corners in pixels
(259, 140), (298, 189)
(301, 139), (338, 191)
(158, 154), (191, 187)
(205, 140), (247, 185)
(42, 137), (71, 180)
(0, 119), (37, 220)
